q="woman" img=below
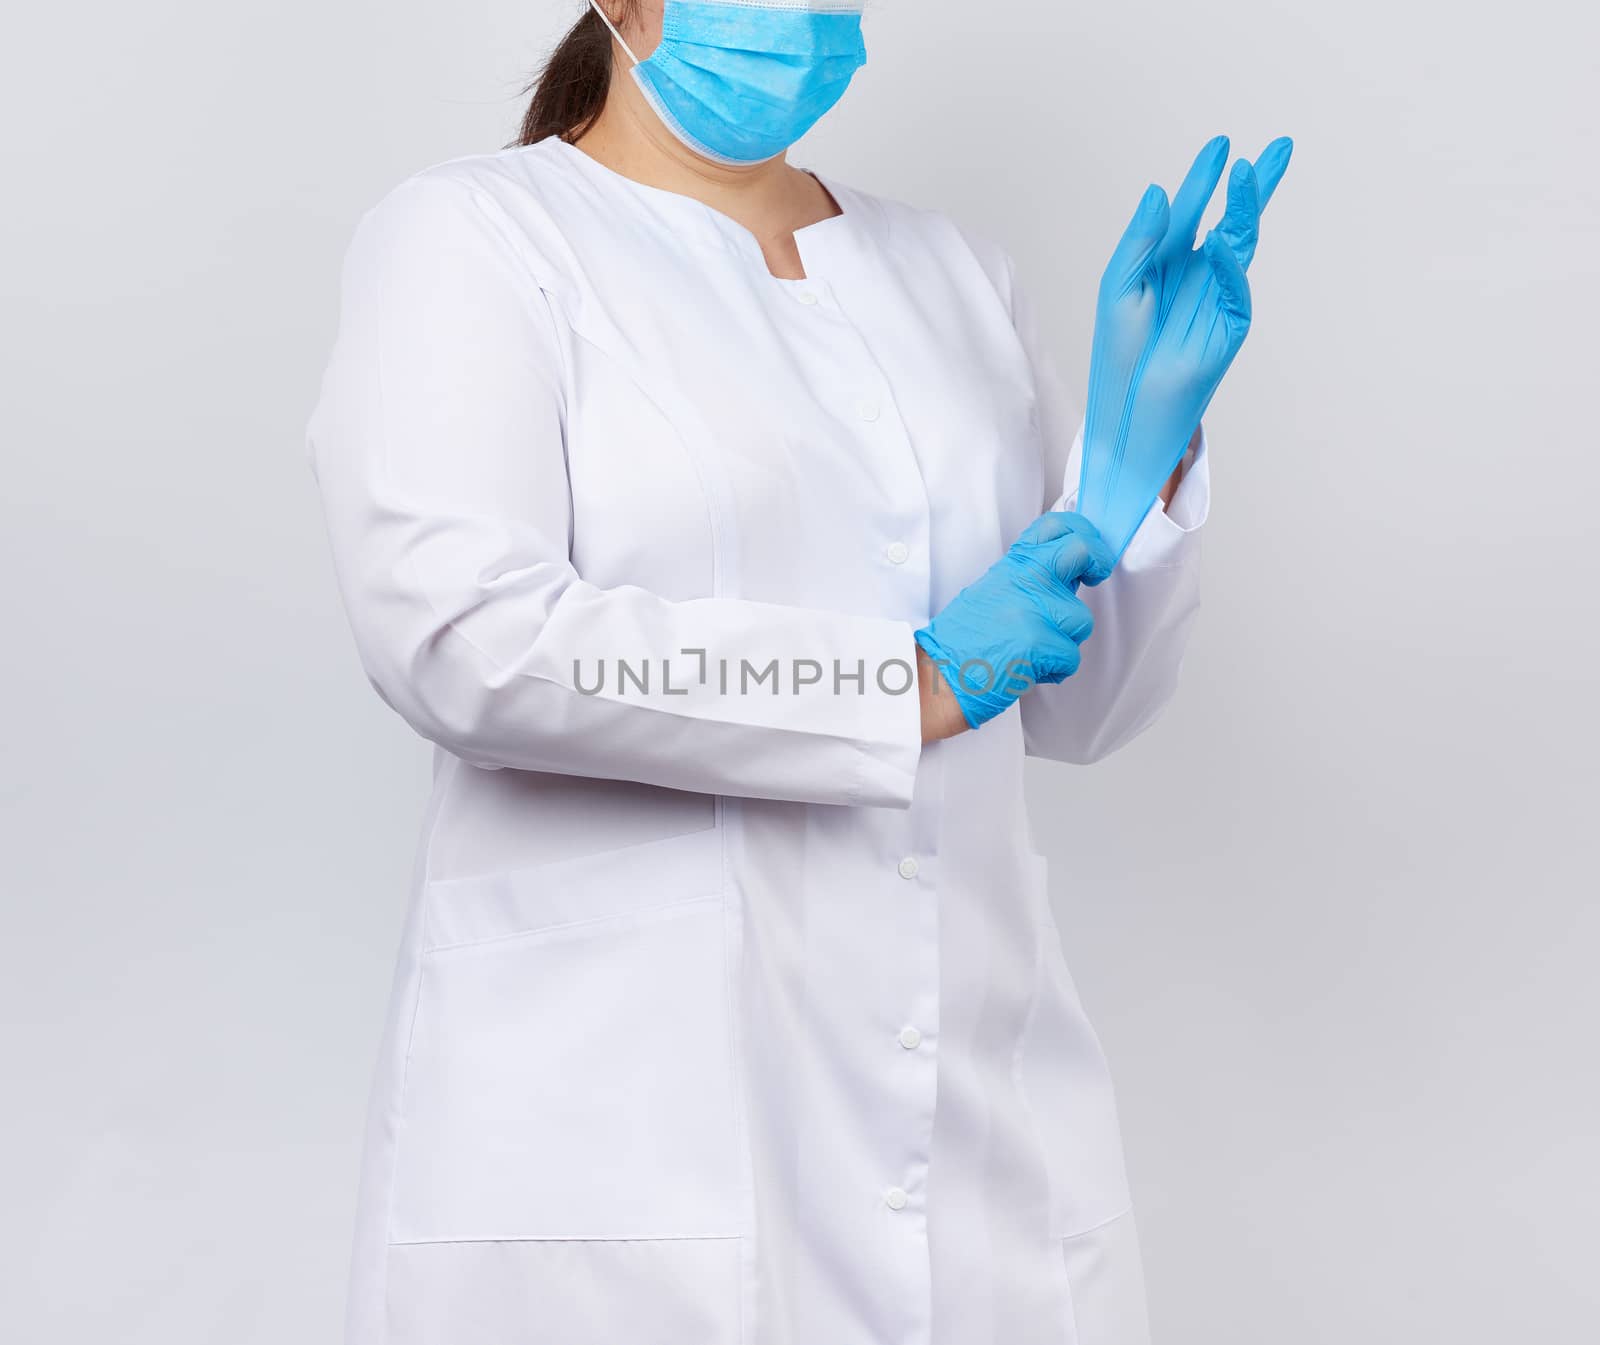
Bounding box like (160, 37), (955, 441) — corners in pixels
(307, 3), (1291, 1342)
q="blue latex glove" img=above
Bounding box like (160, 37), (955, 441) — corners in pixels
(1079, 135), (1294, 562)
(914, 511), (1115, 730)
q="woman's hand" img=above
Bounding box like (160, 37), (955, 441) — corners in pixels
(914, 511), (1115, 735)
(1079, 135), (1294, 561)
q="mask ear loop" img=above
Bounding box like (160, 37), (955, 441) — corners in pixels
(588, 1), (641, 66)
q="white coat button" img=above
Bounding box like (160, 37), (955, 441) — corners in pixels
(858, 401), (881, 422)
(795, 289), (820, 306)
(897, 856), (919, 880)
(885, 541), (910, 565)
(884, 1186), (909, 1210)
(898, 1025), (923, 1050)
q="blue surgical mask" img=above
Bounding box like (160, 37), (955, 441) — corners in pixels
(588, 0), (867, 166)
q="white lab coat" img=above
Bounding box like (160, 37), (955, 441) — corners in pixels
(307, 135), (1209, 1345)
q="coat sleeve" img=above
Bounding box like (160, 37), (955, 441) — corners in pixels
(1005, 252), (1211, 765)
(306, 171), (923, 808)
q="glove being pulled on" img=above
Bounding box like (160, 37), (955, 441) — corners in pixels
(1079, 134), (1294, 562)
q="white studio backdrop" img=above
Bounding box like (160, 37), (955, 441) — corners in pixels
(1, 1), (1595, 1341)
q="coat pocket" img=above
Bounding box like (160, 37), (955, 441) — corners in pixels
(419, 825), (724, 952)
(1059, 1209), (1153, 1345)
(389, 826), (742, 1243)
(1015, 852), (1136, 1239)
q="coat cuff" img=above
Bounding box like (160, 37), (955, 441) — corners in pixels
(1157, 426), (1210, 533)
(1060, 425), (1211, 567)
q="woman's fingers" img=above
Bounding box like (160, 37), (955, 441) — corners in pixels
(1044, 537), (1110, 593)
(1043, 587), (1095, 646)
(1102, 183), (1171, 297)
(1043, 519), (1116, 589)
(1020, 513), (1116, 589)
(1216, 159), (1262, 271)
(1166, 135), (1231, 254)
(1203, 229), (1252, 349)
(1221, 138), (1293, 275)
(1252, 136), (1294, 214)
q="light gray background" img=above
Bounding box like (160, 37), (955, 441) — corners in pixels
(3, 1), (1596, 1340)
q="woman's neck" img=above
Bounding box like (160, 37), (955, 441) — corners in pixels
(572, 84), (841, 280)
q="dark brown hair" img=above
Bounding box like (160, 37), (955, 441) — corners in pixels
(515, 5), (634, 147)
